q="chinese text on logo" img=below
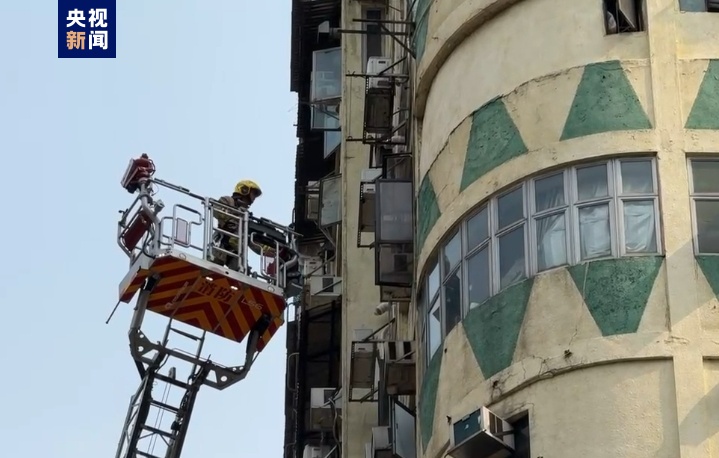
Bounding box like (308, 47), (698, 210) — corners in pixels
(58, 0), (116, 58)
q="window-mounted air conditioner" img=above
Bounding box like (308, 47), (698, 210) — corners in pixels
(367, 57), (392, 90)
(448, 406), (515, 458)
(303, 445), (333, 458)
(380, 341), (416, 395)
(371, 426), (393, 458)
(310, 388), (341, 431)
(301, 257), (324, 278)
(309, 276), (342, 296)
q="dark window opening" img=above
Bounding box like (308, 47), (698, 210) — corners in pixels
(708, 0), (719, 12)
(365, 9), (384, 62)
(510, 414), (530, 458)
(604, 0), (645, 34)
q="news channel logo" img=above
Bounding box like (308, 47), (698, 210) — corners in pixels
(58, 0), (116, 58)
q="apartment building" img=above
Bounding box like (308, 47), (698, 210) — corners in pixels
(287, 0), (719, 457)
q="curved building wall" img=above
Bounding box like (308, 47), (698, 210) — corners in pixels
(412, 0), (719, 457)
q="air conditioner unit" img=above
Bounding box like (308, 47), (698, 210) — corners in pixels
(310, 388), (341, 431)
(303, 445), (333, 458)
(301, 257), (324, 278)
(371, 426), (393, 458)
(380, 341), (416, 395)
(309, 276), (341, 296)
(448, 406), (515, 458)
(367, 57), (392, 90)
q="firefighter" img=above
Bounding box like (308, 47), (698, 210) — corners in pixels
(212, 180), (263, 270)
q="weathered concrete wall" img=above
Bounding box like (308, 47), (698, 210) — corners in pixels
(411, 0), (719, 457)
(340, 0), (384, 457)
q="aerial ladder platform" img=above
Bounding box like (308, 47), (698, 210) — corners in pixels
(112, 154), (301, 458)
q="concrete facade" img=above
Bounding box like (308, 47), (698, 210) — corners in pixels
(413, 1), (719, 458)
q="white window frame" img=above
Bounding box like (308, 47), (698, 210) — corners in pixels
(440, 230), (463, 336)
(614, 157), (661, 256)
(462, 205), (491, 317)
(492, 185), (529, 293)
(688, 156), (719, 255)
(417, 156), (663, 361)
(424, 260), (441, 365)
(528, 170), (571, 273)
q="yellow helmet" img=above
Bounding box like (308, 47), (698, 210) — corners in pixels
(234, 180), (262, 197)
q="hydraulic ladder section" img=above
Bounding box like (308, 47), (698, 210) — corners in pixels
(115, 316), (207, 458)
(112, 154), (301, 458)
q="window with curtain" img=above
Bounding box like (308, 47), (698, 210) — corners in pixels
(417, 156), (662, 357)
(425, 261), (441, 364)
(690, 158), (719, 254)
(442, 231), (462, 335)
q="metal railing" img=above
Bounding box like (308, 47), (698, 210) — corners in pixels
(118, 178), (299, 290)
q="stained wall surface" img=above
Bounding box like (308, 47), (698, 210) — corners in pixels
(412, 0), (719, 457)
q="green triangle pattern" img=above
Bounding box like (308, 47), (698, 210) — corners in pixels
(462, 278), (534, 378)
(560, 60), (652, 140)
(696, 256), (719, 296)
(419, 350), (443, 451)
(416, 175), (441, 253)
(567, 257), (663, 336)
(686, 60), (719, 129)
(460, 97), (528, 192)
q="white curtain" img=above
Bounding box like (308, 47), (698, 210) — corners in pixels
(623, 200), (656, 253)
(578, 172), (612, 259)
(536, 182), (567, 271)
(579, 205), (611, 259)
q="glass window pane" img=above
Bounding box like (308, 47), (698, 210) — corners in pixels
(577, 164), (609, 201)
(497, 187), (524, 229)
(498, 226), (526, 289)
(377, 181), (413, 243)
(467, 207), (489, 250)
(696, 200), (719, 253)
(535, 173), (565, 212)
(427, 299), (441, 360)
(579, 204), (611, 260)
(320, 175), (342, 226)
(311, 105), (340, 130)
(536, 213), (567, 271)
(324, 131), (341, 158)
(443, 231), (461, 275)
(692, 160), (719, 194)
(443, 269), (462, 335)
(427, 262), (440, 299)
(621, 160), (653, 194)
(365, 10), (383, 58)
(311, 48), (341, 102)
(467, 247), (490, 309)
(623, 200), (657, 253)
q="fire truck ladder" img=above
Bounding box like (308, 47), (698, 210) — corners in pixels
(114, 155), (296, 458)
(115, 288), (210, 458)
